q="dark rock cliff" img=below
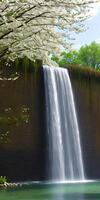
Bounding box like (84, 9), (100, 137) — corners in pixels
(0, 63), (100, 181)
(0, 64), (46, 182)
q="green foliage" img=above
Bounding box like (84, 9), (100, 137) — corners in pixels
(60, 51), (80, 66)
(78, 42), (100, 69)
(51, 42), (100, 70)
(0, 176), (7, 185)
(51, 50), (80, 67)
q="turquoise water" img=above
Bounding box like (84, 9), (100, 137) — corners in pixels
(0, 182), (100, 200)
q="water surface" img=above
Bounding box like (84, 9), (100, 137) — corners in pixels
(0, 182), (100, 200)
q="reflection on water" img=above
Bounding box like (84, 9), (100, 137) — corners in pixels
(48, 183), (85, 200)
(51, 194), (84, 200)
(0, 182), (100, 200)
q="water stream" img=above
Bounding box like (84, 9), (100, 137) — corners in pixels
(43, 66), (84, 181)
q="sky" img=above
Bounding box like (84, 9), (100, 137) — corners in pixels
(73, 3), (100, 50)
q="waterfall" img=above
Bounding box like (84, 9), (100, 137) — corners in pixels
(43, 65), (85, 182)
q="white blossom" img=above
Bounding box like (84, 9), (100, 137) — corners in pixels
(0, 0), (99, 64)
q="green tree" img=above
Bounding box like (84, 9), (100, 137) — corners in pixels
(78, 42), (100, 69)
(51, 42), (100, 70)
(60, 51), (80, 66)
(51, 50), (80, 67)
(51, 54), (59, 65)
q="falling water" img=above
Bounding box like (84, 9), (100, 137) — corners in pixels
(43, 65), (85, 181)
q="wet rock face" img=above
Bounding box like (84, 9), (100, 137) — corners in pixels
(0, 66), (46, 182)
(0, 64), (100, 181)
(69, 70), (100, 180)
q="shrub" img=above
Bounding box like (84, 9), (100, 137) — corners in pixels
(0, 176), (7, 185)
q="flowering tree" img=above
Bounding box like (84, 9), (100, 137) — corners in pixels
(0, 0), (99, 64)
